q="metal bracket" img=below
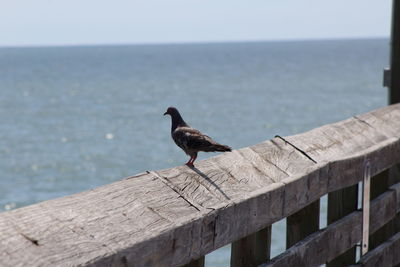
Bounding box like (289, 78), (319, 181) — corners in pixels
(361, 159), (371, 255)
(383, 68), (391, 88)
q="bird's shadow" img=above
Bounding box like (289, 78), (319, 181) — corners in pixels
(187, 165), (231, 201)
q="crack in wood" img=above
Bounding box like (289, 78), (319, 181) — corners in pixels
(147, 207), (172, 223)
(188, 167), (231, 201)
(353, 115), (374, 128)
(150, 171), (202, 211)
(124, 172), (149, 180)
(187, 222), (196, 258)
(270, 139), (285, 150)
(181, 183), (189, 192)
(249, 146), (290, 177)
(274, 135), (317, 164)
(319, 131), (343, 149)
(212, 215), (218, 248)
(185, 171), (223, 201)
(213, 160), (241, 182)
(19, 232), (39, 246)
(236, 149), (278, 183)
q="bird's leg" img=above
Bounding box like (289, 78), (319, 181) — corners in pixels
(186, 153), (197, 167)
(191, 154), (198, 165)
(186, 156), (194, 166)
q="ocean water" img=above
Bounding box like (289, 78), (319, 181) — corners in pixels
(0, 39), (389, 265)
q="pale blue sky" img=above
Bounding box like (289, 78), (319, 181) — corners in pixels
(0, 0), (392, 47)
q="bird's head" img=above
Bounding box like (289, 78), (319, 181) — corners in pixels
(163, 106), (179, 116)
(164, 106), (188, 128)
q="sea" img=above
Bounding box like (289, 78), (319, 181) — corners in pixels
(0, 38), (389, 265)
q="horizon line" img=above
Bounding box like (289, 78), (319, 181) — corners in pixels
(0, 36), (389, 49)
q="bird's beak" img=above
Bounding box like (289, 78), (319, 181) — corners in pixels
(163, 112), (168, 116)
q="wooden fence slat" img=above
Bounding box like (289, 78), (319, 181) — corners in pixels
(369, 170), (393, 251)
(183, 257), (205, 267)
(326, 185), (358, 267)
(286, 200), (320, 249)
(261, 183), (400, 267)
(262, 183), (400, 267)
(230, 226), (271, 267)
(357, 232), (400, 267)
(263, 211), (362, 267)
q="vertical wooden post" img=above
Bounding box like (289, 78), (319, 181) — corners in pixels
(286, 200), (320, 248)
(183, 257), (205, 267)
(389, 0), (400, 236)
(230, 226), (271, 267)
(368, 170), (392, 250)
(326, 185), (358, 266)
(389, 0), (400, 104)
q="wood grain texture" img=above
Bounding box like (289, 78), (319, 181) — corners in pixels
(0, 104), (399, 266)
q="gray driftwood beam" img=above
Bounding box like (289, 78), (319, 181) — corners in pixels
(1, 104), (400, 267)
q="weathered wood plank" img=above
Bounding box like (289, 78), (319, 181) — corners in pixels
(357, 232), (400, 267)
(262, 211), (362, 267)
(368, 170), (392, 251)
(261, 183), (400, 267)
(285, 117), (387, 162)
(328, 138), (400, 192)
(355, 104), (400, 138)
(183, 257), (205, 267)
(152, 136), (323, 255)
(214, 162), (326, 252)
(231, 226), (271, 267)
(0, 172), (203, 266)
(281, 163), (328, 218)
(327, 185), (358, 267)
(370, 186), (397, 233)
(283, 105), (400, 197)
(0, 104), (399, 266)
(286, 200), (320, 248)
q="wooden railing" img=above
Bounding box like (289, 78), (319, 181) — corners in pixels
(1, 103), (400, 266)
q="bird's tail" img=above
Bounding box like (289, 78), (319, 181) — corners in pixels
(212, 144), (232, 152)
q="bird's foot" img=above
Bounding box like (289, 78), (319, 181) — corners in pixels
(185, 162), (194, 167)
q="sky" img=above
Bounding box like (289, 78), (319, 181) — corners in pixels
(0, 0), (393, 47)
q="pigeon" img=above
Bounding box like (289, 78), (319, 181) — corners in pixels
(164, 107), (232, 166)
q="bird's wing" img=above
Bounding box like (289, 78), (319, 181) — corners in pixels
(173, 126), (215, 152)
